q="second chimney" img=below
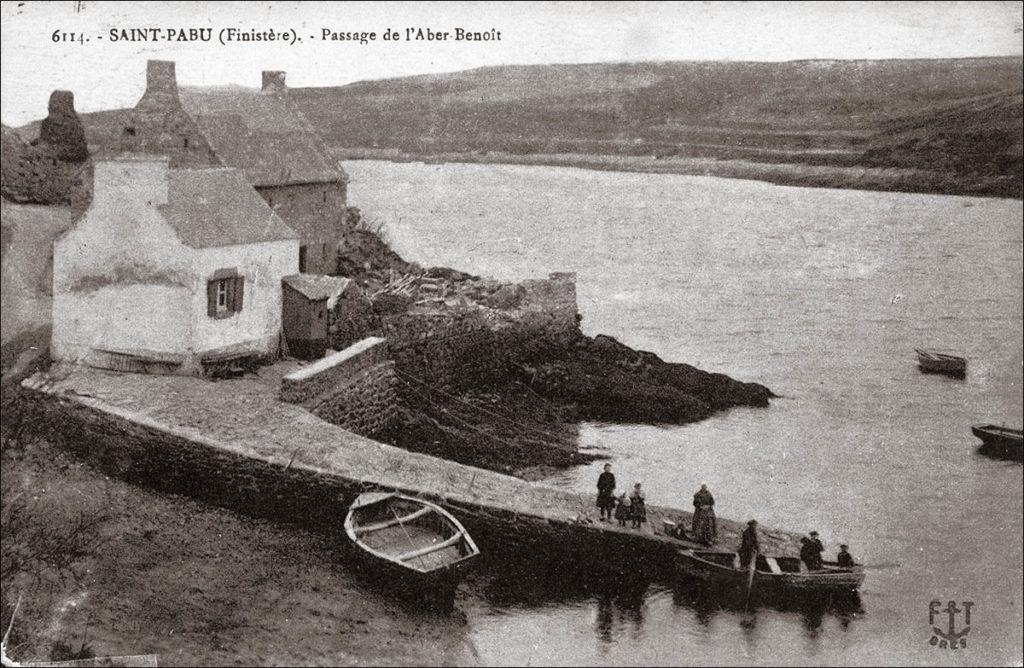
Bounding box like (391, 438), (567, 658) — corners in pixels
(145, 60), (179, 99)
(261, 71), (287, 94)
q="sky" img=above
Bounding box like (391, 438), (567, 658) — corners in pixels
(1, 0), (1022, 125)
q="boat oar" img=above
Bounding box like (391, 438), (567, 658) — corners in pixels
(744, 550), (757, 609)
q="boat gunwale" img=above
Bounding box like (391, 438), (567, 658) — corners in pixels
(971, 424), (1024, 438)
(678, 549), (865, 587)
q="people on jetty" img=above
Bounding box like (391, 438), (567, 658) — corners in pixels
(596, 463), (617, 521)
(615, 491), (631, 527)
(629, 483), (646, 528)
(837, 544), (855, 568)
(739, 520), (759, 569)
(691, 484), (717, 545)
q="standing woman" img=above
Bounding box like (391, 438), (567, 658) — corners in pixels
(596, 463), (617, 521)
(629, 482), (647, 529)
(691, 484), (717, 545)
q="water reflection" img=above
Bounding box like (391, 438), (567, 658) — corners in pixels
(672, 579), (864, 638)
(594, 578), (649, 646)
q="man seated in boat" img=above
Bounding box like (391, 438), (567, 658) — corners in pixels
(837, 544), (855, 568)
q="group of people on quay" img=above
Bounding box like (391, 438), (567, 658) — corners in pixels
(597, 463), (855, 570)
(596, 463), (648, 528)
(595, 463), (717, 539)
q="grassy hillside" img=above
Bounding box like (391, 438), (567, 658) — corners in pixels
(292, 58), (1023, 196)
(13, 58), (1024, 197)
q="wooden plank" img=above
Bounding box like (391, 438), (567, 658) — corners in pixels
(354, 506), (433, 535)
(397, 533), (463, 562)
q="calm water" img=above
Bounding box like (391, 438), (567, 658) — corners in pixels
(346, 160), (1023, 666)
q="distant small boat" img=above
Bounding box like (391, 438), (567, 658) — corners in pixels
(676, 549), (865, 597)
(971, 424), (1023, 460)
(915, 348), (967, 376)
(344, 492), (480, 599)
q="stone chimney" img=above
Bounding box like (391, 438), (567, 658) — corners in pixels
(261, 70), (287, 94)
(146, 60), (179, 97)
(38, 90), (88, 162)
(91, 156), (169, 208)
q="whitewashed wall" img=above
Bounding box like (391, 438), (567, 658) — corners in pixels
(190, 239), (299, 359)
(52, 161), (195, 365)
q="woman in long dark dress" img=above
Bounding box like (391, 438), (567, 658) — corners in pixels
(596, 463), (616, 521)
(691, 484), (717, 544)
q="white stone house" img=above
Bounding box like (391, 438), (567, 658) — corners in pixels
(52, 155), (299, 375)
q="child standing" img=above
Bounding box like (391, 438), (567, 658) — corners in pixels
(629, 482), (647, 529)
(614, 491), (631, 527)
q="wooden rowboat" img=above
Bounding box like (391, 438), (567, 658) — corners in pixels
(344, 492), (480, 598)
(676, 549), (864, 598)
(971, 424), (1023, 460)
(915, 349), (967, 376)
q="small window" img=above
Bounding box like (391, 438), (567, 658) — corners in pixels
(183, 137), (189, 148)
(322, 191), (327, 203)
(207, 269), (244, 319)
(298, 245), (307, 273)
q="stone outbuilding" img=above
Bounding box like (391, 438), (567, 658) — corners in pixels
(51, 155), (299, 375)
(281, 273), (359, 360)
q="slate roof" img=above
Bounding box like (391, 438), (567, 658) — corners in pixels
(159, 168), (298, 248)
(282, 273), (353, 301)
(180, 87), (347, 188)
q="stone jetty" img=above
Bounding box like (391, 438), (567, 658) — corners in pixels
(23, 365), (800, 577)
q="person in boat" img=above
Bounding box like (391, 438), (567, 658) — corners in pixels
(614, 491), (631, 527)
(629, 483), (647, 528)
(739, 519), (760, 569)
(596, 463), (617, 521)
(799, 536), (817, 570)
(807, 531), (825, 570)
(691, 484), (717, 545)
(837, 544), (855, 568)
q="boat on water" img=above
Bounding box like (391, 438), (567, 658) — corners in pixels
(344, 492), (480, 598)
(971, 424), (1023, 460)
(675, 549), (865, 598)
(915, 348), (967, 377)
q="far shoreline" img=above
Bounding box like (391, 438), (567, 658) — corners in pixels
(333, 147), (1023, 201)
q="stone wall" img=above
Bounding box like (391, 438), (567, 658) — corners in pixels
(258, 182), (348, 275)
(380, 309), (501, 394)
(280, 337), (398, 437)
(22, 380), (698, 574)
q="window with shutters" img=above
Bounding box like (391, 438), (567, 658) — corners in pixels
(207, 269), (244, 319)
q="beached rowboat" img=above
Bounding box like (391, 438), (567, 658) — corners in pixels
(971, 424), (1023, 460)
(344, 492), (480, 598)
(915, 348), (967, 376)
(675, 549), (865, 597)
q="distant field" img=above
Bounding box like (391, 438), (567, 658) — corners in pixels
(295, 58), (1023, 198)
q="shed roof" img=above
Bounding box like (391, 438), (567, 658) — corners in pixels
(159, 168), (298, 248)
(180, 87), (347, 187)
(282, 273), (353, 301)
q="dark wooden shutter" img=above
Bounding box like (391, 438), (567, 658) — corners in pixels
(206, 280), (217, 317)
(234, 276), (245, 312)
